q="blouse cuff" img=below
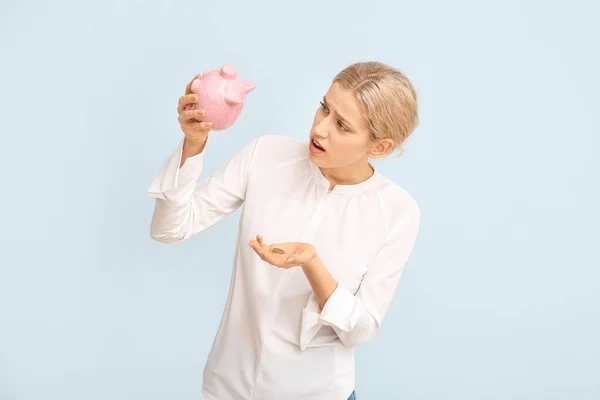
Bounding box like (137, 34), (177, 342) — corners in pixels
(299, 282), (360, 350)
(147, 137), (206, 203)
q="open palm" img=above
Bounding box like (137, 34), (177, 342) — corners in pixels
(248, 234), (316, 269)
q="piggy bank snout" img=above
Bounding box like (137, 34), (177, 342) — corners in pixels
(220, 64), (237, 80)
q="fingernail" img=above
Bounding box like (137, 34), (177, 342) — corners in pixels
(205, 122), (212, 127)
(192, 95), (197, 101)
(287, 258), (296, 263)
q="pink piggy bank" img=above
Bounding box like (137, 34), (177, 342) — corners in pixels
(185, 64), (256, 130)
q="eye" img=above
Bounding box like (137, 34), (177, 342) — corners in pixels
(320, 101), (349, 132)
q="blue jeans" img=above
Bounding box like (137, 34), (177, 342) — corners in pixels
(348, 390), (356, 400)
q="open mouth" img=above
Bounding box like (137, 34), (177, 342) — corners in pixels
(310, 138), (326, 153)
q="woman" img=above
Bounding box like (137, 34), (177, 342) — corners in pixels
(148, 61), (421, 400)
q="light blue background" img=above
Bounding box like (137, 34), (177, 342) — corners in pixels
(1, 0), (598, 399)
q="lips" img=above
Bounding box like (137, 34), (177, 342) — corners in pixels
(311, 137), (325, 151)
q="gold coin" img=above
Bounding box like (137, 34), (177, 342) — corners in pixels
(272, 247), (285, 254)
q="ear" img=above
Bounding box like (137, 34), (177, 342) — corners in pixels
(368, 138), (395, 158)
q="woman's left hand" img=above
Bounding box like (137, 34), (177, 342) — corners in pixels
(249, 234), (317, 269)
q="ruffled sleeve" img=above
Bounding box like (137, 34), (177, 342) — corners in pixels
(148, 136), (260, 243)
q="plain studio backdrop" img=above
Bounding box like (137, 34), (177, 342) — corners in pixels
(0, 0), (598, 399)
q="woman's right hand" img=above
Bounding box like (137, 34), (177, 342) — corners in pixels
(177, 74), (212, 149)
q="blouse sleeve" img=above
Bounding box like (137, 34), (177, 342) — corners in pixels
(300, 208), (421, 350)
(147, 136), (260, 244)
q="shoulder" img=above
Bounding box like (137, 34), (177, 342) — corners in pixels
(255, 134), (306, 154)
(373, 175), (421, 239)
(251, 134), (308, 169)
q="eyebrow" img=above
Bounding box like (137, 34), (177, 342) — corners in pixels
(323, 96), (355, 129)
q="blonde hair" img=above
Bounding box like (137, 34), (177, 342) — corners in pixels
(332, 61), (419, 158)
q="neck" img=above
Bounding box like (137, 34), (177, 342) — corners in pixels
(320, 161), (375, 190)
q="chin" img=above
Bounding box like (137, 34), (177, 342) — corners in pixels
(308, 151), (324, 164)
(309, 154), (332, 168)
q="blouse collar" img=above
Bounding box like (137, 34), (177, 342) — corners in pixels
(308, 158), (382, 194)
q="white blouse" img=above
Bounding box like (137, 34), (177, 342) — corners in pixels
(147, 134), (421, 400)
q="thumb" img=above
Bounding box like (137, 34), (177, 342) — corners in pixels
(286, 251), (301, 263)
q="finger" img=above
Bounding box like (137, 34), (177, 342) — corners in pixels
(285, 252), (300, 264)
(178, 114), (209, 127)
(178, 109), (207, 123)
(179, 118), (212, 131)
(262, 240), (275, 255)
(257, 235), (272, 254)
(254, 242), (270, 260)
(178, 94), (199, 115)
(249, 240), (266, 256)
(185, 74), (202, 95)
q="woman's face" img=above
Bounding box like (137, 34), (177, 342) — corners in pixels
(308, 82), (381, 169)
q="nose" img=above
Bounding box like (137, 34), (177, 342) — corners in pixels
(312, 119), (329, 139)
